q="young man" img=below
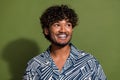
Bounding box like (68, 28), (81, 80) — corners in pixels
(23, 5), (107, 80)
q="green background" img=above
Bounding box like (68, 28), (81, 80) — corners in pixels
(0, 0), (120, 80)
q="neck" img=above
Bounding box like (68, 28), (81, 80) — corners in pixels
(50, 44), (70, 58)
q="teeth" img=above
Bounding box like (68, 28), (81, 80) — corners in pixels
(58, 34), (66, 38)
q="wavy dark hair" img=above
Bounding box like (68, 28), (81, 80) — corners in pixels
(40, 4), (78, 40)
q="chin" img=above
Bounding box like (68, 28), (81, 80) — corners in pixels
(50, 37), (72, 47)
(54, 41), (70, 47)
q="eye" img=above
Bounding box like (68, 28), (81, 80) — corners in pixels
(53, 23), (60, 27)
(66, 23), (72, 28)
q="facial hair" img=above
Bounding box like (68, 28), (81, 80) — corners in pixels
(48, 32), (72, 47)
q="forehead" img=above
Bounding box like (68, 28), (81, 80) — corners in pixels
(53, 19), (71, 23)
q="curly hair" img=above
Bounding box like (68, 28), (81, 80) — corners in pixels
(40, 4), (78, 40)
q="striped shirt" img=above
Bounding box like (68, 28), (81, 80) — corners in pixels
(23, 43), (107, 80)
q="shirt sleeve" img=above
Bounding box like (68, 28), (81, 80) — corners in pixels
(92, 58), (107, 80)
(23, 70), (39, 80)
(23, 60), (41, 80)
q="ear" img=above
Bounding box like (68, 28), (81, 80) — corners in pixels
(44, 28), (49, 35)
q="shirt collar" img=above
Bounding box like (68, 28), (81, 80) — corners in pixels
(69, 43), (82, 60)
(45, 43), (81, 60)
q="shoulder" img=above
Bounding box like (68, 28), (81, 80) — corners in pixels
(76, 50), (96, 61)
(70, 43), (99, 63)
(71, 44), (100, 67)
(23, 51), (50, 79)
(70, 43), (99, 61)
(78, 50), (102, 69)
(76, 50), (107, 80)
(26, 52), (49, 71)
(79, 50), (99, 63)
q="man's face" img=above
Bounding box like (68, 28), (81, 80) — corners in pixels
(44, 19), (73, 46)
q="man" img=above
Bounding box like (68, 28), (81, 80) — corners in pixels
(23, 5), (107, 80)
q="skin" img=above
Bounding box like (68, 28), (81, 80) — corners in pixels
(44, 19), (73, 71)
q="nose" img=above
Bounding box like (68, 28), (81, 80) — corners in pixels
(59, 25), (66, 32)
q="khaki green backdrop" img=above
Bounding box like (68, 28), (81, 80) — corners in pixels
(0, 0), (120, 80)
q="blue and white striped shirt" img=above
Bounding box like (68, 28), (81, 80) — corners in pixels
(23, 43), (107, 80)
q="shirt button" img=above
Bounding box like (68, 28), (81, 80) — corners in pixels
(45, 60), (50, 65)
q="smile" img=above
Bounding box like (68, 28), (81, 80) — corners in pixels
(57, 34), (67, 39)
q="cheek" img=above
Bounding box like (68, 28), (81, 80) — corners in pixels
(68, 29), (73, 35)
(49, 31), (56, 39)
